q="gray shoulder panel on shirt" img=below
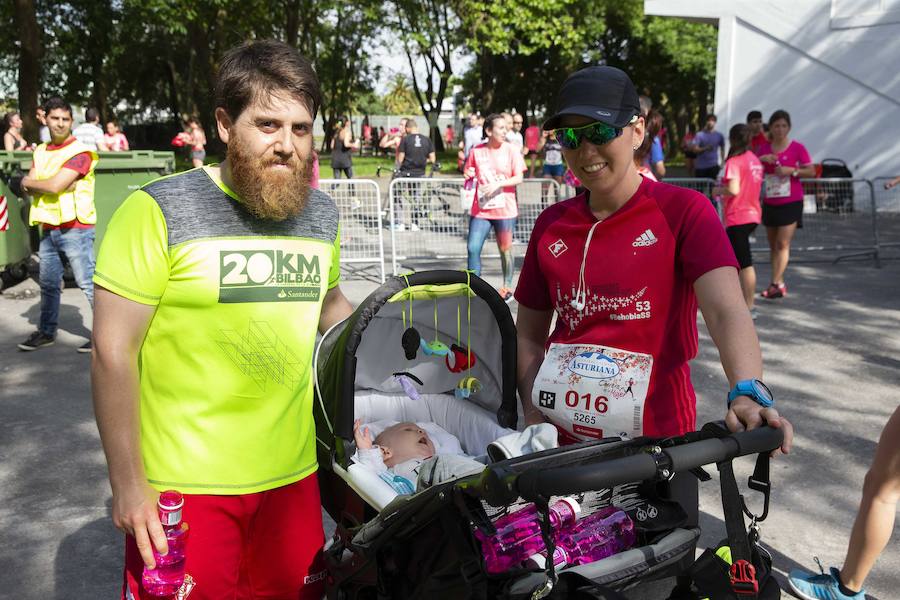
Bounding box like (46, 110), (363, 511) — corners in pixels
(142, 168), (339, 247)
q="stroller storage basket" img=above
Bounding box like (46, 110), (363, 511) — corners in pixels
(325, 425), (784, 599)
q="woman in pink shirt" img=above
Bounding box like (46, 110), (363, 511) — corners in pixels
(463, 113), (526, 301)
(103, 121), (129, 152)
(715, 124), (764, 315)
(756, 110), (814, 299)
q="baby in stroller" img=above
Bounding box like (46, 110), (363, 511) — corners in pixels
(353, 418), (558, 495)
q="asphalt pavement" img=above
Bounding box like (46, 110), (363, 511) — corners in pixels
(1, 256), (898, 599)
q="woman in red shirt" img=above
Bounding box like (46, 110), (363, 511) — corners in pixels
(515, 66), (792, 449)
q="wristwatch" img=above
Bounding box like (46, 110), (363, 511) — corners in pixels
(727, 379), (774, 409)
(791, 168), (799, 178)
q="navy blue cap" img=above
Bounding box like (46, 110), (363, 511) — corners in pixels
(543, 66), (641, 130)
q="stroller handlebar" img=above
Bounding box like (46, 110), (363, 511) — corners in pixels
(476, 425), (784, 506)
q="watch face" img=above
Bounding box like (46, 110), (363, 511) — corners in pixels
(751, 379), (774, 403)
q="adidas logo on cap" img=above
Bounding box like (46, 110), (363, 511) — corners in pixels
(632, 229), (658, 247)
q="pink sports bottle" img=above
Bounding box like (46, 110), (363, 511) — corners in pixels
(554, 506), (636, 566)
(141, 490), (190, 596)
(476, 497), (580, 574)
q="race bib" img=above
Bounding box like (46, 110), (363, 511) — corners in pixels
(545, 149), (562, 165)
(478, 189), (507, 211)
(765, 174), (791, 199)
(532, 343), (653, 441)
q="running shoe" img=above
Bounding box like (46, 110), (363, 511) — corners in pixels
(409, 223), (420, 232)
(18, 330), (55, 351)
(498, 287), (514, 304)
(788, 564), (865, 600)
(77, 340), (92, 354)
(760, 282), (787, 299)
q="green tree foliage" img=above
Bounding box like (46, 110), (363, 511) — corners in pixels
(382, 74), (420, 115)
(455, 0), (717, 154)
(2, 0), (716, 155)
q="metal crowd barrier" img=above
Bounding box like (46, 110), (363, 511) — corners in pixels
(787, 178), (879, 263)
(665, 177), (879, 264)
(872, 177), (900, 251)
(386, 178), (561, 274)
(329, 175), (886, 280)
(317, 179), (386, 282)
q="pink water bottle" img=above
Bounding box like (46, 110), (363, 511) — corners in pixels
(476, 497), (580, 574)
(555, 506), (636, 566)
(141, 490), (190, 596)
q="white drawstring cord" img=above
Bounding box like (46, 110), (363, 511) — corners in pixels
(571, 220), (602, 311)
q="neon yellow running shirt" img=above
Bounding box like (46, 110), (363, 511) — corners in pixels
(94, 167), (340, 494)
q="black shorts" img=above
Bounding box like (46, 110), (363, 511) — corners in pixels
(726, 223), (757, 269)
(762, 201), (803, 228)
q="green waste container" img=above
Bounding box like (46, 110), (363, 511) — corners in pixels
(0, 153), (32, 278)
(4, 150), (176, 252)
(91, 151), (176, 249)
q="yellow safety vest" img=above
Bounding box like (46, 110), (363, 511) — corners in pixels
(29, 139), (99, 226)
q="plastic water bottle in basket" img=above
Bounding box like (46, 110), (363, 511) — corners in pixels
(475, 497), (580, 574)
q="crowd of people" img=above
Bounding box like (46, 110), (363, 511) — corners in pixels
(2, 106), (134, 153)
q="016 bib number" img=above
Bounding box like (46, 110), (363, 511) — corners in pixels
(533, 343), (653, 441)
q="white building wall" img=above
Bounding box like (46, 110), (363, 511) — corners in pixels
(645, 0), (900, 178)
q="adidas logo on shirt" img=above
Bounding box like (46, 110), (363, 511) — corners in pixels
(632, 229), (658, 247)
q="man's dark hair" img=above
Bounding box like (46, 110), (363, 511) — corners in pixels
(706, 113), (717, 122)
(215, 39), (322, 121)
(43, 97), (73, 117)
(746, 110), (762, 122)
(85, 107), (100, 122)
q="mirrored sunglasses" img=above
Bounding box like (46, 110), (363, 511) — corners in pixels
(554, 115), (637, 149)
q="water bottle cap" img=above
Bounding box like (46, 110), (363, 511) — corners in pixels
(556, 496), (581, 519)
(525, 553), (547, 569)
(158, 490), (184, 511)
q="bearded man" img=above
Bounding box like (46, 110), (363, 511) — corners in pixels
(91, 40), (352, 600)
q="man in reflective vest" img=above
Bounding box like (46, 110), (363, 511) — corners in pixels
(18, 96), (99, 353)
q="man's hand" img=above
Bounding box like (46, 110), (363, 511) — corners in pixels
(725, 396), (794, 457)
(112, 481), (168, 568)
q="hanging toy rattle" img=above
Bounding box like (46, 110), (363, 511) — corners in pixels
(455, 376), (482, 400)
(393, 371), (423, 401)
(445, 305), (476, 372)
(453, 275), (482, 400)
(400, 278), (421, 360)
(420, 298), (450, 356)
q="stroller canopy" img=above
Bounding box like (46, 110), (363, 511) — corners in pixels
(314, 271), (518, 467)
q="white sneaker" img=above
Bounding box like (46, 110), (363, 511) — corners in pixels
(390, 223), (406, 232)
(409, 223), (420, 232)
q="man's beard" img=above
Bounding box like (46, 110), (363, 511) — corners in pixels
(227, 134), (313, 221)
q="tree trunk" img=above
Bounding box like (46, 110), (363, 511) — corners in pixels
(285, 0), (299, 47)
(12, 0), (42, 142)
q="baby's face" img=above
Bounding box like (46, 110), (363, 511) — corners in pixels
(375, 422), (436, 467)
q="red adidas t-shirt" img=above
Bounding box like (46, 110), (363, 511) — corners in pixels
(515, 177), (738, 439)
